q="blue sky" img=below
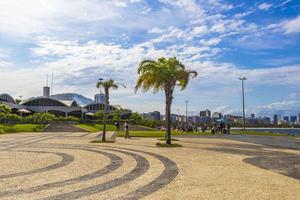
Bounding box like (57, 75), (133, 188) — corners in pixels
(0, 0), (299, 117)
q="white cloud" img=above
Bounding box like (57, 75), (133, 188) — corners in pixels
(200, 38), (221, 46)
(190, 26), (208, 36)
(258, 3), (272, 11)
(255, 100), (300, 116)
(283, 15), (300, 34)
(210, 23), (226, 33)
(0, 0), (299, 114)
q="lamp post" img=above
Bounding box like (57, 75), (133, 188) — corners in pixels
(185, 101), (189, 123)
(98, 78), (103, 93)
(239, 77), (247, 131)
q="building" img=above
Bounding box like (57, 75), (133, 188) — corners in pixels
(283, 116), (289, 122)
(290, 116), (297, 123)
(150, 111), (161, 121)
(212, 112), (222, 119)
(200, 109), (211, 118)
(163, 114), (178, 123)
(299, 113), (300, 123)
(0, 86), (120, 118)
(261, 117), (271, 124)
(273, 114), (278, 125)
(141, 111), (161, 121)
(251, 113), (255, 118)
(176, 115), (186, 123)
(94, 93), (105, 104)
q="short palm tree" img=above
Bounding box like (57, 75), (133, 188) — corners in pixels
(135, 57), (197, 145)
(96, 79), (125, 141)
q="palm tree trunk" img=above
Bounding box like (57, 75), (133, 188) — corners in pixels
(102, 88), (109, 142)
(165, 92), (172, 145)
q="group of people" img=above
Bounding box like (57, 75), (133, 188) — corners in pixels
(160, 122), (231, 135)
(114, 121), (130, 139)
(211, 122), (231, 134)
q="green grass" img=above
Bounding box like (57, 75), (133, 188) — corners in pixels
(76, 124), (116, 132)
(90, 139), (115, 143)
(75, 125), (298, 138)
(156, 142), (183, 147)
(0, 124), (46, 134)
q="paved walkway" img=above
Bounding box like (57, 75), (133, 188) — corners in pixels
(0, 132), (299, 200)
(178, 134), (300, 149)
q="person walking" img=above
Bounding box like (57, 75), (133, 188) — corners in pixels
(227, 123), (231, 134)
(124, 122), (130, 139)
(115, 121), (120, 132)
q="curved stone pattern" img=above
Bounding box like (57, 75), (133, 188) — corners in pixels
(0, 148), (123, 198)
(0, 136), (179, 200)
(112, 147), (179, 200)
(40, 148), (150, 200)
(0, 150), (74, 180)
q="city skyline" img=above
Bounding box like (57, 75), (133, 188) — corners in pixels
(0, 0), (300, 116)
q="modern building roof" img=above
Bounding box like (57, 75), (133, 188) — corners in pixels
(0, 93), (16, 104)
(20, 96), (78, 107)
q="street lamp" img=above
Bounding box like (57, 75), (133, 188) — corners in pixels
(185, 101), (189, 123)
(98, 78), (103, 93)
(239, 77), (247, 131)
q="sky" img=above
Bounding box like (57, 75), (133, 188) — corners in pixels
(0, 0), (300, 117)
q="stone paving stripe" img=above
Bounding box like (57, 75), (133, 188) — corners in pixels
(0, 150), (74, 180)
(112, 147), (179, 200)
(0, 147), (123, 198)
(39, 148), (150, 200)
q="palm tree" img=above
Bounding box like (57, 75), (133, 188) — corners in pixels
(135, 57), (197, 145)
(96, 79), (125, 141)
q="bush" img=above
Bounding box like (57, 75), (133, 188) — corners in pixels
(25, 112), (57, 124)
(0, 113), (22, 123)
(0, 104), (12, 114)
(56, 116), (80, 122)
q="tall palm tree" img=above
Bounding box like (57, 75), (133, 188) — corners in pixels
(96, 79), (125, 141)
(135, 57), (197, 145)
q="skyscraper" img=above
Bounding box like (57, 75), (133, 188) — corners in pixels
(150, 111), (161, 121)
(283, 116), (289, 122)
(273, 114), (278, 125)
(251, 113), (255, 118)
(290, 116), (297, 123)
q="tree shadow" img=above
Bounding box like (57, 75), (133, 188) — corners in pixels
(203, 143), (300, 180)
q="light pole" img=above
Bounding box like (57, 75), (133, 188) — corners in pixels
(239, 77), (247, 131)
(98, 78), (103, 93)
(185, 101), (189, 123)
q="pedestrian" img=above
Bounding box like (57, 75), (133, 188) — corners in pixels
(124, 121), (130, 139)
(115, 121), (120, 132)
(211, 125), (215, 134)
(227, 123), (231, 134)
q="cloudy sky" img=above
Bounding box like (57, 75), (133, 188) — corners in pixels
(0, 0), (299, 117)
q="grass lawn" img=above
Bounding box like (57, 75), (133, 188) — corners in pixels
(76, 124), (116, 132)
(75, 123), (299, 138)
(0, 124), (46, 134)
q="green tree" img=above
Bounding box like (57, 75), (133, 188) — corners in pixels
(0, 104), (12, 114)
(135, 57), (197, 144)
(96, 79), (125, 141)
(95, 110), (104, 120)
(25, 112), (56, 124)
